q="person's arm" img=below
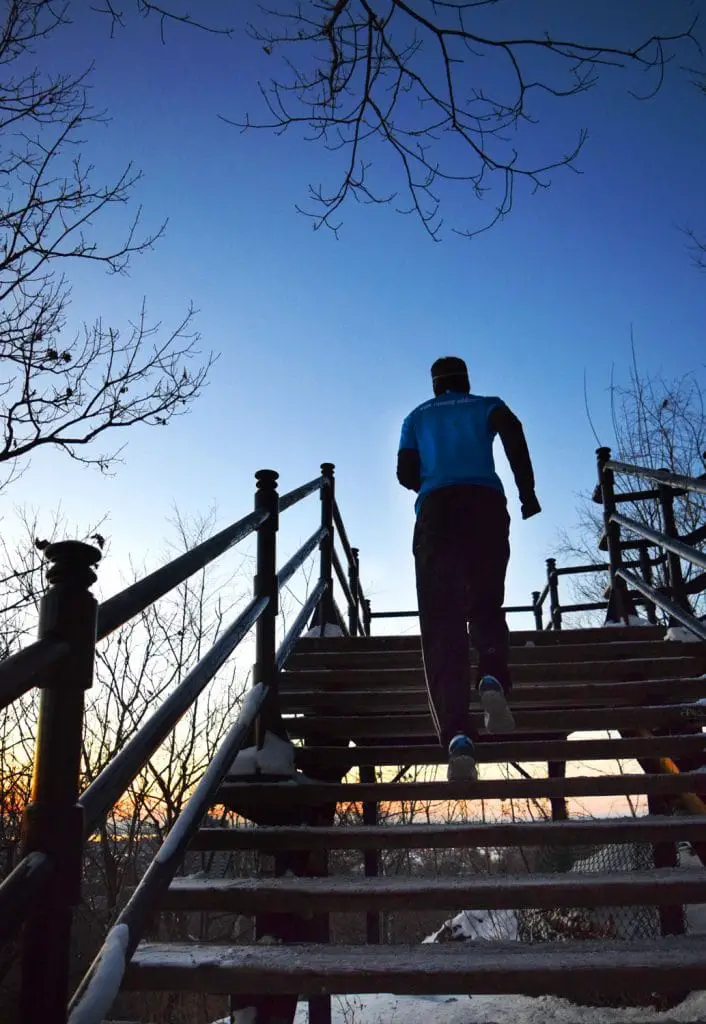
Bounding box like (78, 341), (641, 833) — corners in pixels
(490, 403), (541, 519)
(397, 414), (420, 492)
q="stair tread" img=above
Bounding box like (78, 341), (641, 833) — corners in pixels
(280, 659), (706, 688)
(295, 626), (667, 652)
(164, 867), (706, 912)
(279, 679), (706, 712)
(285, 639), (706, 670)
(124, 936), (706, 996)
(219, 771), (706, 810)
(282, 702), (706, 738)
(292, 734), (706, 767)
(191, 814), (706, 851)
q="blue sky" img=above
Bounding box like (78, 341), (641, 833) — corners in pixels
(10, 0), (706, 627)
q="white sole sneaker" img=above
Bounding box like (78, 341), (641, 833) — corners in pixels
(447, 754), (478, 782)
(479, 686), (516, 733)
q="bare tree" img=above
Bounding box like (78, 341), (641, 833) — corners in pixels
(560, 342), (706, 619)
(0, 2), (213, 492)
(230, 2), (698, 239)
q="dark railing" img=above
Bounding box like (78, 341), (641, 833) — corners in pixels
(595, 448), (706, 640)
(0, 462), (366, 1024)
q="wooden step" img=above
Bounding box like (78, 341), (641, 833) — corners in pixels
(293, 733), (706, 769)
(219, 771), (706, 811)
(279, 678), (706, 714)
(124, 937), (706, 997)
(280, 658), (706, 690)
(191, 814), (706, 852)
(163, 867), (706, 914)
(295, 626), (666, 653)
(283, 703), (704, 739)
(285, 639), (706, 671)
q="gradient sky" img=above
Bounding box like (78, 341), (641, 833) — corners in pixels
(10, 0), (706, 627)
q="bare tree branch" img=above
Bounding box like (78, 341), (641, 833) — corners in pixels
(226, 1), (699, 239)
(0, 2), (214, 490)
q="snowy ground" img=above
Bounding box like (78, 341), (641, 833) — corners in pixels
(291, 989), (706, 1024)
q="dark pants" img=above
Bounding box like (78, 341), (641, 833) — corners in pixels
(413, 484), (511, 747)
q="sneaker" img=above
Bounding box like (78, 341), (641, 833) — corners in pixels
(447, 734), (477, 782)
(478, 675), (515, 733)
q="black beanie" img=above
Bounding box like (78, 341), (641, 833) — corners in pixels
(431, 356), (470, 394)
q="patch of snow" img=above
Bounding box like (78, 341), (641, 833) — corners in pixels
(424, 908), (518, 944)
(229, 730), (296, 778)
(604, 614), (651, 627)
(68, 923), (129, 1024)
(303, 622), (345, 638)
(666, 625), (703, 643)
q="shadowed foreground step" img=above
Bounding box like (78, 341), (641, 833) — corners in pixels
(285, 638), (706, 669)
(295, 625), (667, 651)
(124, 937), (706, 998)
(190, 814), (706, 852)
(282, 703), (706, 738)
(163, 867), (706, 914)
(291, 733), (706, 769)
(279, 680), (706, 715)
(219, 771), (706, 811)
(280, 657), (706, 689)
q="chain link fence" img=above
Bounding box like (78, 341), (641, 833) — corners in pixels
(516, 836), (688, 1008)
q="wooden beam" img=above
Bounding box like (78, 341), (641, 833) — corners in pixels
(163, 868), (706, 914)
(278, 679), (706, 711)
(282, 703), (706, 739)
(291, 734), (706, 769)
(191, 815), (706, 853)
(280, 657), (706, 688)
(285, 639), (705, 671)
(218, 771), (706, 811)
(124, 937), (706, 997)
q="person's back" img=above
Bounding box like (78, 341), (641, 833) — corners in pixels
(400, 390), (504, 512)
(397, 356), (541, 782)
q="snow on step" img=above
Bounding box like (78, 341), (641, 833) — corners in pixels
(190, 814), (706, 852)
(124, 938), (706, 997)
(162, 868), (706, 914)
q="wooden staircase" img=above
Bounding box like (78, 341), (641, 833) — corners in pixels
(123, 625), (706, 1016)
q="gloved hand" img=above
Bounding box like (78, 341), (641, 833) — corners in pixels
(521, 493), (542, 520)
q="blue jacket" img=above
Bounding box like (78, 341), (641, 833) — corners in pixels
(398, 391), (505, 515)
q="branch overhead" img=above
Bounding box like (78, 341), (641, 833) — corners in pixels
(230, 1), (698, 239)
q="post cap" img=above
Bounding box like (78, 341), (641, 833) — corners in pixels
(39, 540), (102, 588)
(255, 469), (279, 489)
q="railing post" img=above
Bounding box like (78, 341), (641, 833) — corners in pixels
(252, 469), (280, 744)
(658, 479), (691, 616)
(532, 590), (543, 631)
(363, 598), (372, 636)
(638, 542), (658, 624)
(348, 547), (361, 637)
(318, 463), (337, 632)
(19, 541), (101, 1024)
(596, 446), (634, 624)
(546, 558), (562, 631)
